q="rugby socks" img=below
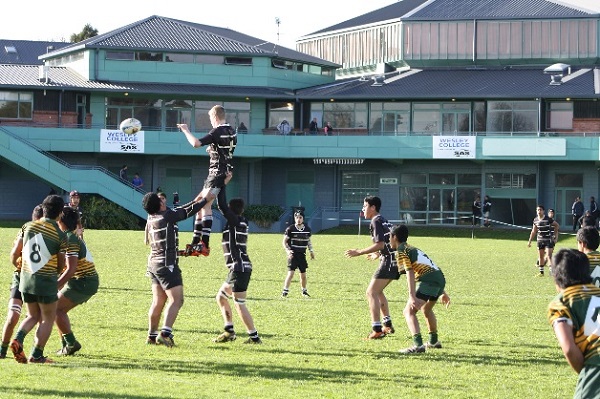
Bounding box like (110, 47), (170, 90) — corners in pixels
(14, 330), (27, 345)
(429, 331), (438, 344)
(191, 215), (202, 246)
(0, 343), (7, 357)
(147, 331), (158, 343)
(281, 288), (289, 297)
(62, 332), (77, 347)
(372, 322), (383, 333)
(31, 346), (44, 359)
(382, 316), (393, 328)
(201, 215), (213, 248)
(224, 323), (234, 334)
(160, 326), (173, 338)
(247, 330), (260, 342)
(412, 333), (424, 347)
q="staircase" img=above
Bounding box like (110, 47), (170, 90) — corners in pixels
(0, 126), (146, 218)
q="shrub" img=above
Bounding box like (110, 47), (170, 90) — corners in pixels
(82, 195), (143, 230)
(243, 204), (284, 228)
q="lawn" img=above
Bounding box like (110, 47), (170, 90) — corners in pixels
(0, 225), (577, 398)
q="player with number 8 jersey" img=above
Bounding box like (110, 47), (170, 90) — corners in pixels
(20, 213), (68, 297)
(11, 195), (74, 364)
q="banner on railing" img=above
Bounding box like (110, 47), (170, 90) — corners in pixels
(100, 129), (145, 153)
(432, 136), (475, 159)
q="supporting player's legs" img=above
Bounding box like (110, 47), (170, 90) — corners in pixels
(213, 283), (237, 342)
(156, 285), (183, 347)
(29, 301), (58, 361)
(232, 292), (261, 344)
(55, 294), (81, 353)
(0, 298), (22, 358)
(147, 283), (167, 344)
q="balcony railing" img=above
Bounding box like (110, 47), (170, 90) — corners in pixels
(2, 120), (599, 137)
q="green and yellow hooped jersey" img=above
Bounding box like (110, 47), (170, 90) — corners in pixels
(66, 231), (98, 278)
(396, 242), (442, 281)
(548, 284), (600, 366)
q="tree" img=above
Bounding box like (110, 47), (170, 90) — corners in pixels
(70, 24), (99, 43)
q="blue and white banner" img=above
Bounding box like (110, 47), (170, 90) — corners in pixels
(100, 129), (145, 153)
(433, 136), (475, 159)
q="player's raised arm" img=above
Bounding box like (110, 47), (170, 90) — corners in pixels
(177, 124), (202, 148)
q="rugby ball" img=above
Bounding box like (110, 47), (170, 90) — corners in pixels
(119, 118), (142, 135)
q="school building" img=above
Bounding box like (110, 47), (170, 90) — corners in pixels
(1, 0), (599, 231)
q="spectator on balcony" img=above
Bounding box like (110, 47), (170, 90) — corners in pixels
(309, 118), (319, 135)
(237, 122), (248, 134)
(277, 120), (291, 135)
(324, 122), (333, 136)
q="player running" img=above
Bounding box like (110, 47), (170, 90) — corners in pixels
(527, 205), (559, 277)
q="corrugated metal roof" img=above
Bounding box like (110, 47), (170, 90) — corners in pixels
(307, 0), (429, 36)
(43, 16), (339, 68)
(408, 0), (597, 20)
(296, 66), (600, 99)
(0, 64), (294, 98)
(0, 40), (70, 65)
(306, 0), (599, 37)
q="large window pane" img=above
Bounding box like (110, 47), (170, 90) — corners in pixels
(342, 172), (379, 208)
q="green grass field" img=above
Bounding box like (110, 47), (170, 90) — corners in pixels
(0, 225), (578, 398)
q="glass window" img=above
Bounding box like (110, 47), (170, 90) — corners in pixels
(269, 102), (294, 128)
(136, 52), (163, 61)
(106, 51), (134, 60)
(165, 99), (193, 131)
(547, 102), (573, 130)
(401, 174), (427, 184)
(413, 103), (441, 133)
(341, 172), (379, 208)
(430, 174), (455, 185)
(165, 53), (194, 63)
(486, 173), (536, 189)
(0, 91), (33, 119)
(556, 174), (583, 187)
(458, 174), (481, 185)
(487, 101), (538, 133)
(400, 186), (427, 211)
(196, 55), (224, 64)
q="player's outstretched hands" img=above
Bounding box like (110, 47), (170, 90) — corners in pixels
(177, 123), (190, 133)
(440, 292), (451, 309)
(345, 249), (359, 258)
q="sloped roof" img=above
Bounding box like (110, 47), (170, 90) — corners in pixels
(0, 40), (70, 65)
(296, 66), (600, 99)
(407, 0), (598, 20)
(306, 0), (598, 37)
(43, 16), (338, 67)
(0, 64), (294, 98)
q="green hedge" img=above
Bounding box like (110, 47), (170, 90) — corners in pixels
(243, 204), (284, 228)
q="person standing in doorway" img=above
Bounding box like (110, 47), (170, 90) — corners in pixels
(482, 196), (492, 227)
(571, 196), (584, 232)
(472, 195), (482, 226)
(590, 196), (599, 227)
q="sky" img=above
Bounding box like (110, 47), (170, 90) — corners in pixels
(3, 0), (600, 50)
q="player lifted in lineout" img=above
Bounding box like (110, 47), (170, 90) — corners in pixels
(177, 105), (237, 257)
